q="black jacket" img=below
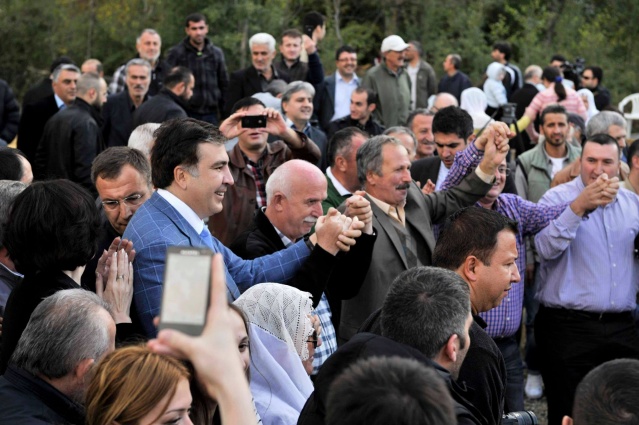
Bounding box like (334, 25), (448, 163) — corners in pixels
(132, 88), (188, 127)
(0, 365), (85, 425)
(225, 66), (290, 117)
(229, 208), (375, 309)
(0, 267), (140, 374)
(326, 115), (385, 140)
(17, 94), (60, 163)
(297, 333), (481, 425)
(102, 89), (148, 148)
(410, 156), (442, 187)
(0, 79), (20, 144)
(34, 98), (103, 195)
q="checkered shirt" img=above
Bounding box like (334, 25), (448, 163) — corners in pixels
(243, 153), (267, 208)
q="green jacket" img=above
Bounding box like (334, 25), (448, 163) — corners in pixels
(322, 173), (349, 214)
(515, 142), (581, 203)
(362, 62), (411, 127)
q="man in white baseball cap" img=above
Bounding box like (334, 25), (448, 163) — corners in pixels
(362, 35), (411, 127)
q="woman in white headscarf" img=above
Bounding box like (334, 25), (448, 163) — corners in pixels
(234, 283), (321, 425)
(483, 62), (508, 117)
(577, 88), (599, 122)
(461, 87), (494, 133)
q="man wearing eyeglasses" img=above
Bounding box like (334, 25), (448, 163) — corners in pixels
(438, 133), (612, 414)
(316, 45), (359, 132)
(80, 146), (153, 293)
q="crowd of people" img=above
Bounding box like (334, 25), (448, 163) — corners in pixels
(0, 9), (638, 425)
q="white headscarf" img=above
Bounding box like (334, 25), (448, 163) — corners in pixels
(234, 283), (315, 425)
(461, 87), (493, 130)
(577, 88), (599, 121)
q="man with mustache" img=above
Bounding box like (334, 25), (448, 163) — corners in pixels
(209, 97), (320, 246)
(339, 124), (509, 343)
(230, 159), (375, 373)
(438, 131), (613, 415)
(102, 59), (151, 148)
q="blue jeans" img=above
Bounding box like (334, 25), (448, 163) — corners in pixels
(495, 336), (525, 412)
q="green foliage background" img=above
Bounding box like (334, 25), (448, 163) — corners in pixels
(1, 0), (637, 106)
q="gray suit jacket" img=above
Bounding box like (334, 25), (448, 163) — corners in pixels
(339, 172), (492, 341)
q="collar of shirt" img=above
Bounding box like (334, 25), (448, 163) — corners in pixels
(326, 167), (351, 196)
(367, 192), (406, 224)
(286, 117), (311, 134)
(54, 93), (65, 109)
(258, 65), (280, 80)
(335, 71), (359, 85)
(157, 188), (205, 234)
(273, 224), (294, 247)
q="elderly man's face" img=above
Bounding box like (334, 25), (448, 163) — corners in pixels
(283, 90), (313, 124)
(251, 43), (275, 73)
(126, 64), (150, 100)
(278, 175), (327, 240)
(52, 69), (79, 105)
(137, 32), (161, 63)
(365, 143), (412, 207)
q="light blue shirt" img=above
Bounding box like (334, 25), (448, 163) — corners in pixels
(331, 71), (359, 122)
(157, 189), (204, 234)
(54, 94), (65, 109)
(535, 177), (639, 313)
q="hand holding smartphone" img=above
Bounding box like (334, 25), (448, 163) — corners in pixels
(159, 247), (213, 336)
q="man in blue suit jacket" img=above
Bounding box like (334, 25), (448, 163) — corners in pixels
(123, 118), (357, 336)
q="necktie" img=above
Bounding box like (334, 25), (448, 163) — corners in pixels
(199, 227), (215, 250)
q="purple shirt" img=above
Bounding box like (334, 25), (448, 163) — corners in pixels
(440, 143), (568, 337)
(535, 178), (639, 313)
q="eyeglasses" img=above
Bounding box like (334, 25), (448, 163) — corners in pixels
(307, 330), (319, 349)
(101, 194), (145, 210)
(497, 167), (511, 176)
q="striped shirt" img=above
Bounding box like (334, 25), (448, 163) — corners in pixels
(525, 84), (588, 122)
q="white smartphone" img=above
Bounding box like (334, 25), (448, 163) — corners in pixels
(159, 246), (213, 336)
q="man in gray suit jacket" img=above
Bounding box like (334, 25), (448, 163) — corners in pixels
(339, 125), (511, 341)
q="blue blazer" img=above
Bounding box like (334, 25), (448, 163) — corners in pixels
(123, 192), (312, 336)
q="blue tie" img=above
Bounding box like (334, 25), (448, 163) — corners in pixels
(199, 227), (215, 250)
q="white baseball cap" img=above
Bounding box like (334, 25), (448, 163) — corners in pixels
(381, 35), (409, 53)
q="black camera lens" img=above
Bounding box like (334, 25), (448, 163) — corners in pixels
(501, 411), (538, 425)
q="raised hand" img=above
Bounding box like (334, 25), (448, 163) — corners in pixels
(343, 190), (373, 234)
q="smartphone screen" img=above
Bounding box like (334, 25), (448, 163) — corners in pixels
(159, 247), (212, 335)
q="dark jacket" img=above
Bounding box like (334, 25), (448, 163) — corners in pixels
(297, 333), (481, 425)
(110, 57), (169, 97)
(0, 79), (20, 144)
(326, 115), (385, 140)
(225, 66), (290, 117)
(0, 267), (140, 374)
(17, 94), (60, 163)
(230, 208), (375, 308)
(22, 78), (53, 107)
(167, 37), (229, 115)
(511, 83), (539, 152)
(274, 52), (325, 85)
(208, 134), (320, 246)
(591, 85), (611, 110)
(0, 365), (85, 425)
(0, 270), (79, 374)
(410, 156), (442, 187)
(102, 89), (148, 148)
(315, 74), (337, 132)
(132, 88), (188, 127)
(34, 98), (102, 195)
(438, 71), (473, 102)
(306, 124), (329, 171)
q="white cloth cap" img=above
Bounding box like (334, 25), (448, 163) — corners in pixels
(381, 35), (409, 53)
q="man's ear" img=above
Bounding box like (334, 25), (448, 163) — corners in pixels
(271, 192), (286, 211)
(368, 103), (377, 113)
(443, 333), (460, 363)
(462, 255), (479, 283)
(74, 358), (95, 382)
(173, 166), (189, 190)
(335, 155), (348, 172)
